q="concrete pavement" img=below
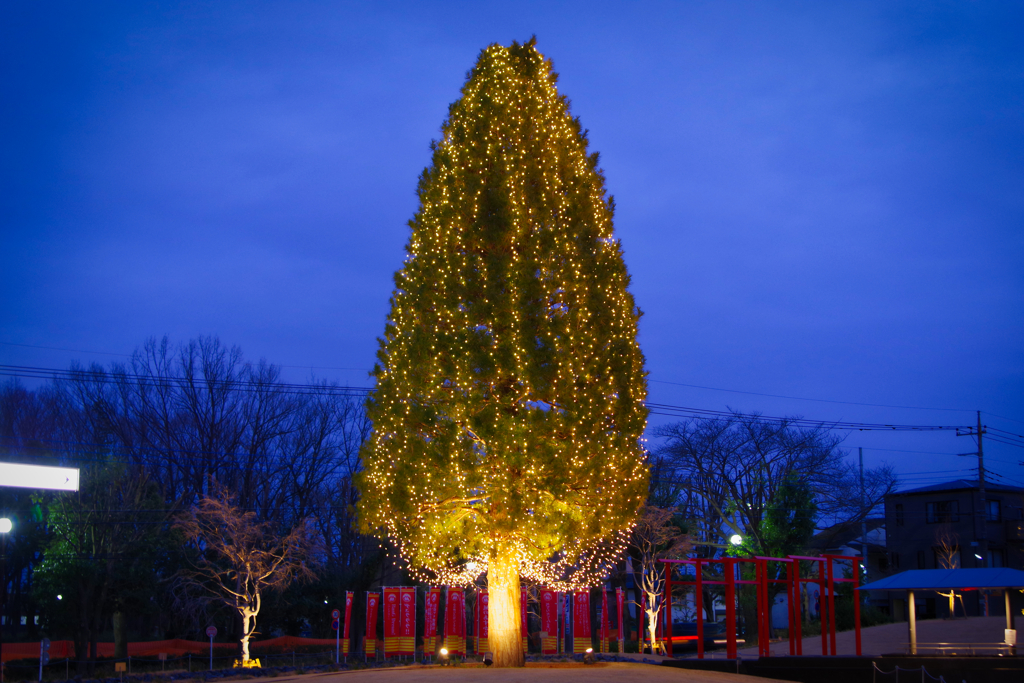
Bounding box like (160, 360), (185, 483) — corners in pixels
(664, 615), (1011, 658)
(269, 662), (785, 683)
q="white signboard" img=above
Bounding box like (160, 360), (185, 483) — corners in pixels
(0, 462), (80, 491)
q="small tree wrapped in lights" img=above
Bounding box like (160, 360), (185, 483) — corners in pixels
(629, 506), (689, 649)
(357, 38), (648, 668)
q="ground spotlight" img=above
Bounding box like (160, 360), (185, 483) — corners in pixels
(483, 652), (493, 666)
(583, 647), (596, 664)
(438, 648), (449, 666)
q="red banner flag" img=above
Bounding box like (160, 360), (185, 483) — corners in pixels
(616, 588), (624, 650)
(424, 587), (441, 655)
(601, 590), (610, 652)
(383, 587), (400, 657)
(343, 592), (353, 655)
(399, 587), (416, 655)
(475, 591), (489, 654)
(573, 591), (591, 653)
(540, 589), (557, 654)
(365, 592), (379, 659)
(444, 587), (465, 656)
(521, 587), (528, 652)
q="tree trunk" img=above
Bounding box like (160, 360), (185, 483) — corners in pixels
(646, 606), (657, 647)
(113, 611), (128, 659)
(240, 609), (254, 662)
(702, 587), (716, 622)
(740, 599), (758, 649)
(487, 549), (524, 667)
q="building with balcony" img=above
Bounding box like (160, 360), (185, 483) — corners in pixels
(882, 479), (1024, 619)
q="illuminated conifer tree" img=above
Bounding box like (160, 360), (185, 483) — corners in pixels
(356, 38), (648, 668)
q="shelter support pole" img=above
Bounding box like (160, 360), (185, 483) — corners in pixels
(827, 557), (837, 656)
(726, 558), (737, 659)
(819, 561), (827, 656)
(762, 560), (770, 657)
(1007, 589), (1017, 656)
(758, 560), (766, 657)
(1006, 589), (1012, 631)
(853, 558), (862, 657)
(695, 562), (704, 660)
(907, 589), (917, 655)
(793, 561), (803, 655)
(664, 561), (673, 657)
(787, 561), (795, 656)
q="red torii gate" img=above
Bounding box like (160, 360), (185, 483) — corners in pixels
(660, 554), (862, 659)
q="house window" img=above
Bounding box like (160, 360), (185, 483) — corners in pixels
(917, 550), (927, 569)
(877, 555), (889, 571)
(926, 500), (959, 523)
(892, 552), (900, 569)
(895, 504), (904, 527)
(988, 548), (1005, 567)
(987, 500), (1001, 522)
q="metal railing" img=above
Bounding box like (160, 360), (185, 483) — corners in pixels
(873, 661), (946, 683)
(902, 641), (1016, 656)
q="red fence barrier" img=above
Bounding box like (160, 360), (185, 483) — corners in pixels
(2, 636), (339, 662)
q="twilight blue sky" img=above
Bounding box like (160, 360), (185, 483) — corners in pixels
(2, 1), (1022, 490)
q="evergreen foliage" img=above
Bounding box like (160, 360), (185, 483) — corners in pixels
(758, 473), (817, 558)
(356, 38), (648, 592)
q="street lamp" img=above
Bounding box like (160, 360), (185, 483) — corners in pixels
(1, 517), (12, 683)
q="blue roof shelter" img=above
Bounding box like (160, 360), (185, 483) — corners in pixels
(859, 568), (1024, 654)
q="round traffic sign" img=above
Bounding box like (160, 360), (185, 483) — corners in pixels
(206, 626), (217, 638)
(331, 608), (340, 620)
(331, 619), (339, 630)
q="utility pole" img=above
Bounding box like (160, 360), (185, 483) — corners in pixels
(859, 448), (867, 581)
(977, 410), (988, 568)
(957, 412), (988, 568)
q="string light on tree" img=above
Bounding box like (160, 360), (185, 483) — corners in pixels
(356, 38), (649, 669)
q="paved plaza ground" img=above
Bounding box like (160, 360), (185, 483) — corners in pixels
(150, 617), (1013, 683)
(734, 615), (1011, 657)
(269, 662), (781, 683)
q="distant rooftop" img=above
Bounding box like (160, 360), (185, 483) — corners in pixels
(891, 479), (1024, 496)
(808, 517), (885, 553)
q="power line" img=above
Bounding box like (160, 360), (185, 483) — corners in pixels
(0, 341), (369, 374)
(2, 363), (975, 432)
(0, 364), (371, 398)
(646, 402), (966, 432)
(984, 435), (1024, 449)
(855, 447), (965, 456)
(987, 412), (1024, 427)
(650, 379), (973, 413)
(989, 427), (1024, 440)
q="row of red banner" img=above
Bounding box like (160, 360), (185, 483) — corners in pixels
(351, 587), (627, 659)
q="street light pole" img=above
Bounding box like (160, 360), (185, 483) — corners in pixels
(0, 517), (12, 683)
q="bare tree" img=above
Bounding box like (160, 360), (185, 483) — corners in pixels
(934, 526), (963, 616)
(657, 414), (897, 556)
(173, 485), (322, 662)
(3, 337), (378, 646)
(629, 506), (690, 650)
(655, 413), (897, 642)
